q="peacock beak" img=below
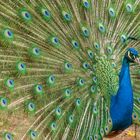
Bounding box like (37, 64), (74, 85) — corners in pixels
(134, 57), (140, 64)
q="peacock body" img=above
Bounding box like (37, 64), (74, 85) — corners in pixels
(0, 0), (140, 140)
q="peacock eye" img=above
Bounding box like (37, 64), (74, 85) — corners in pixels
(51, 122), (57, 131)
(48, 75), (55, 84)
(133, 113), (137, 119)
(5, 133), (13, 140)
(92, 76), (97, 83)
(104, 126), (110, 134)
(37, 85), (42, 91)
(87, 50), (94, 59)
(68, 115), (74, 123)
(89, 136), (93, 140)
(52, 37), (59, 44)
(16, 62), (26, 74)
(108, 118), (112, 124)
(83, 62), (89, 69)
(75, 98), (81, 107)
(21, 11), (32, 21)
(4, 29), (14, 39)
(34, 84), (43, 95)
(100, 128), (104, 136)
(112, 62), (116, 68)
(82, 0), (90, 9)
(109, 8), (116, 17)
(107, 47), (113, 55)
(65, 62), (72, 70)
(55, 107), (62, 116)
(78, 78), (85, 86)
(98, 23), (105, 33)
(72, 40), (79, 49)
(33, 47), (40, 56)
(51, 37), (60, 48)
(6, 79), (14, 88)
(94, 135), (98, 140)
(62, 11), (72, 21)
(28, 102), (35, 112)
(65, 88), (72, 97)
(93, 106), (97, 114)
(81, 26), (90, 37)
(91, 85), (96, 93)
(30, 130), (37, 139)
(42, 8), (51, 18)
(94, 42), (100, 50)
(121, 34), (127, 43)
(137, 98), (140, 103)
(0, 97), (8, 108)
(126, 3), (133, 13)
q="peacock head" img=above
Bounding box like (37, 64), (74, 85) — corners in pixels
(125, 48), (140, 64)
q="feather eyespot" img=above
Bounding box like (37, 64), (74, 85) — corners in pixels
(82, 26), (90, 37)
(51, 37), (60, 48)
(109, 8), (116, 17)
(30, 130), (37, 139)
(21, 10), (32, 21)
(100, 128), (104, 136)
(52, 37), (59, 44)
(34, 84), (43, 95)
(65, 88), (72, 97)
(88, 50), (94, 59)
(93, 106), (97, 114)
(33, 48), (40, 56)
(42, 9), (51, 18)
(55, 107), (62, 116)
(4, 29), (14, 39)
(91, 85), (96, 93)
(76, 98), (81, 106)
(68, 115), (74, 123)
(82, 0), (90, 9)
(83, 62), (89, 69)
(126, 3), (133, 13)
(93, 76), (97, 83)
(65, 62), (72, 71)
(6, 79), (14, 89)
(0, 98), (8, 108)
(78, 78), (85, 86)
(121, 34), (127, 43)
(16, 62), (26, 74)
(51, 122), (57, 131)
(98, 23), (105, 33)
(89, 136), (93, 140)
(94, 135), (98, 140)
(48, 75), (55, 84)
(28, 102), (35, 112)
(62, 11), (72, 22)
(72, 40), (79, 49)
(4, 133), (13, 140)
(137, 98), (140, 103)
(107, 47), (113, 55)
(112, 62), (116, 68)
(94, 42), (100, 50)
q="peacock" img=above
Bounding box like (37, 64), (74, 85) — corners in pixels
(0, 0), (140, 140)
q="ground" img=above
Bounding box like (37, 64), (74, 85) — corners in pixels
(104, 125), (140, 140)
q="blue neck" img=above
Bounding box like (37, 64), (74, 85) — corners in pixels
(119, 58), (130, 84)
(110, 57), (133, 131)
